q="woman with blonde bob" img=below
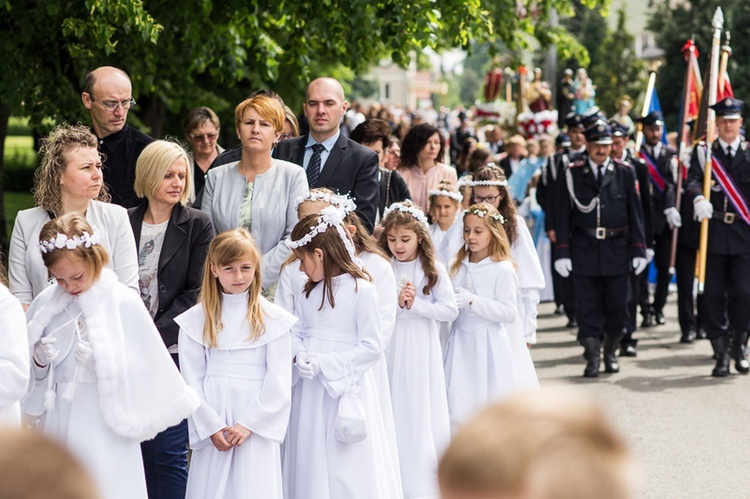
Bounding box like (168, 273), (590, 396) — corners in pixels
(128, 139), (214, 498)
(201, 95), (309, 290)
(175, 228), (297, 499)
(9, 123), (138, 308)
(25, 213), (199, 499)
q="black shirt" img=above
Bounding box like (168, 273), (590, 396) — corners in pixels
(98, 124), (154, 208)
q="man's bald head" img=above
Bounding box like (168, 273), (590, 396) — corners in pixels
(303, 77), (348, 142)
(306, 77), (345, 102)
(81, 66), (133, 138)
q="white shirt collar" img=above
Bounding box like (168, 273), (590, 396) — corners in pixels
(718, 137), (741, 153)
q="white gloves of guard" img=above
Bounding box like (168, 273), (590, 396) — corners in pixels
(645, 248), (655, 263)
(693, 196), (713, 221)
(454, 289), (473, 311)
(664, 207), (682, 229)
(33, 336), (60, 366)
(632, 257), (649, 276)
(296, 352), (321, 381)
(554, 258), (572, 278)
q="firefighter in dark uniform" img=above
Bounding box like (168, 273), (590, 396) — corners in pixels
(687, 97), (750, 377)
(554, 120), (648, 377)
(610, 121), (654, 356)
(637, 112), (681, 327)
(536, 112), (586, 327)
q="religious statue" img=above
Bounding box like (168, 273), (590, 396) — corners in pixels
(572, 68), (596, 115)
(527, 67), (553, 113)
(557, 68), (575, 127)
(613, 95), (635, 135)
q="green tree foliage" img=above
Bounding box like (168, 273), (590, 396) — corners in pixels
(0, 0), (609, 246)
(588, 7), (646, 116)
(647, 0), (739, 130)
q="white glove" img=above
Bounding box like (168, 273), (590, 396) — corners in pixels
(75, 339), (94, 367)
(296, 354), (321, 381)
(554, 258), (572, 278)
(454, 289), (473, 311)
(645, 248), (655, 263)
(693, 196), (713, 221)
(632, 257), (649, 276)
(33, 336), (60, 366)
(664, 207), (682, 229)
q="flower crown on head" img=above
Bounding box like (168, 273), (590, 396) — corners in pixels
(428, 189), (463, 202)
(383, 202), (429, 228)
(288, 205), (363, 269)
(294, 191), (357, 214)
(462, 178), (508, 187)
(464, 208), (506, 224)
(39, 229), (101, 254)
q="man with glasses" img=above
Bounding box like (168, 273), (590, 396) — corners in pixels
(82, 66), (153, 207)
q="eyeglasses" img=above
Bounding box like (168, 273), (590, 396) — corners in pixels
(473, 194), (502, 204)
(279, 133), (295, 141)
(88, 93), (136, 112)
(191, 132), (219, 142)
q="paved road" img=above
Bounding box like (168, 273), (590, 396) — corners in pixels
(533, 294), (750, 499)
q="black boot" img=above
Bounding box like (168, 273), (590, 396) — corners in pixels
(619, 338), (638, 357)
(680, 330), (697, 344)
(710, 336), (730, 377)
(732, 331), (750, 374)
(603, 333), (624, 373)
(654, 311), (666, 325)
(581, 337), (601, 378)
(640, 313), (654, 328)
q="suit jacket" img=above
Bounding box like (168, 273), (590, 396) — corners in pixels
(128, 202), (214, 348)
(624, 150), (654, 248)
(555, 155), (646, 276)
(273, 133), (379, 232)
(687, 140), (750, 255)
(639, 144), (677, 235)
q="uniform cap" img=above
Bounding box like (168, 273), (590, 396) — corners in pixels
(637, 111), (664, 127)
(583, 119), (613, 145)
(710, 97), (744, 119)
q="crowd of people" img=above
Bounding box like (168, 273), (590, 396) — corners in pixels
(2, 61), (746, 499)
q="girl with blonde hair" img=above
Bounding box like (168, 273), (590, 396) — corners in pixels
(175, 228), (297, 498)
(446, 203), (537, 432)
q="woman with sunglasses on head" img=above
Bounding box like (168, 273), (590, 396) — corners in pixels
(183, 107), (224, 208)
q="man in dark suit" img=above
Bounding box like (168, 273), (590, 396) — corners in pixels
(687, 97), (750, 377)
(554, 120), (647, 377)
(637, 112), (681, 327)
(273, 77), (379, 231)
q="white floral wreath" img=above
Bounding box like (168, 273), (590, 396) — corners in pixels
(294, 191), (357, 214)
(464, 208), (506, 224)
(428, 189), (463, 202)
(39, 229), (102, 254)
(288, 205), (363, 269)
(382, 202), (429, 228)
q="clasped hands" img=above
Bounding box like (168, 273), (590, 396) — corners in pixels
(399, 281), (416, 310)
(295, 352), (321, 381)
(210, 424), (252, 452)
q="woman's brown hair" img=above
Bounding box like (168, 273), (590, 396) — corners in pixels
(291, 214), (371, 310)
(472, 165), (518, 244)
(378, 200), (439, 295)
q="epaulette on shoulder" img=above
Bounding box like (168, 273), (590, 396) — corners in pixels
(569, 159), (585, 169)
(612, 157), (632, 169)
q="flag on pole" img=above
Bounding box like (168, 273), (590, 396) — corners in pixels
(648, 89), (668, 145)
(681, 39), (703, 125)
(717, 67), (733, 101)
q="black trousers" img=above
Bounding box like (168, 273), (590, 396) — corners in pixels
(702, 253), (750, 340)
(551, 243), (576, 320)
(625, 270), (641, 337)
(573, 273), (631, 339)
(651, 227), (674, 313)
(675, 243), (703, 334)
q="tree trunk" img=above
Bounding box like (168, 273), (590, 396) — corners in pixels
(139, 96), (167, 139)
(0, 102), (10, 252)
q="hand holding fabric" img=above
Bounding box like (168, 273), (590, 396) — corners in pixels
(297, 354), (321, 381)
(33, 336), (59, 366)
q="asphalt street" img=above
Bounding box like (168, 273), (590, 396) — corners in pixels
(533, 293), (750, 499)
